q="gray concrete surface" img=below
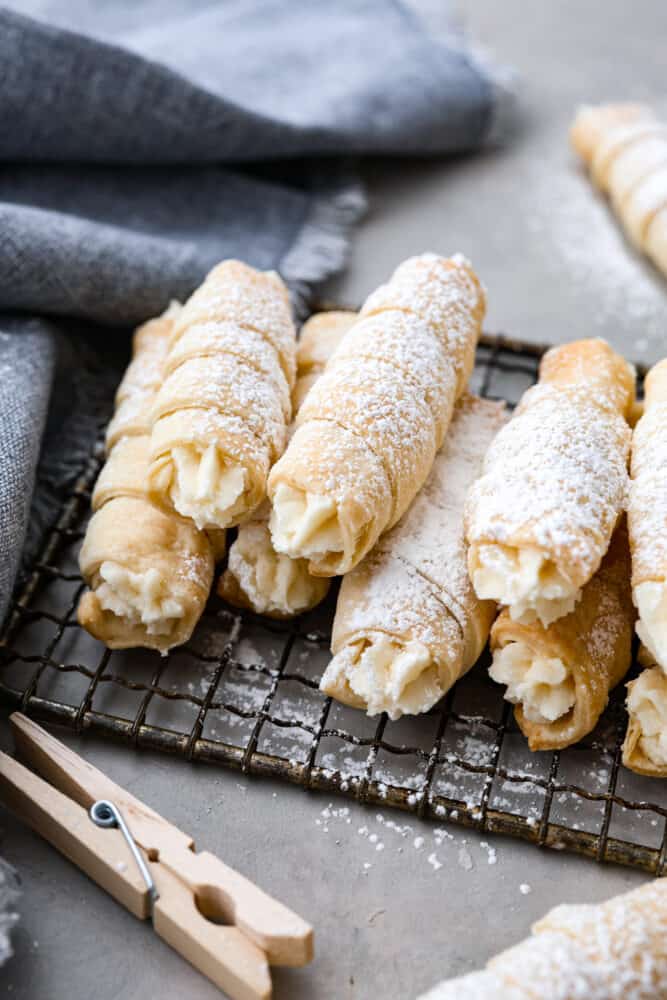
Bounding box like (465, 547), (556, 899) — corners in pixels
(2, 2), (667, 998)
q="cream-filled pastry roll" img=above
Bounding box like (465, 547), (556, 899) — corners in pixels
(623, 653), (667, 777)
(78, 307), (215, 653)
(321, 395), (506, 719)
(571, 102), (667, 278)
(627, 358), (667, 670)
(147, 260), (296, 531)
(268, 253), (485, 576)
(218, 310), (357, 618)
(465, 338), (634, 627)
(419, 877), (667, 1000)
(489, 523), (633, 751)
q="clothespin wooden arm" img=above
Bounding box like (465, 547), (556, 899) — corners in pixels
(0, 750), (149, 918)
(5, 714), (315, 1000)
(152, 863), (272, 1000)
(157, 848), (314, 967)
(10, 713), (192, 853)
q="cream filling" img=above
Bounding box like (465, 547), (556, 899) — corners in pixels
(634, 582), (667, 672)
(627, 667), (667, 766)
(170, 444), (246, 530)
(490, 642), (576, 725)
(228, 525), (321, 615)
(470, 543), (579, 626)
(269, 482), (343, 559)
(96, 561), (184, 636)
(322, 634), (440, 720)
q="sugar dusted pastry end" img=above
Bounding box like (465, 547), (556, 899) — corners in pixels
(322, 395), (505, 719)
(489, 524), (633, 750)
(465, 337), (633, 628)
(269, 253), (485, 576)
(148, 260), (297, 531)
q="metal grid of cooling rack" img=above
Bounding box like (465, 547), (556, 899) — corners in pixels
(2, 332), (664, 874)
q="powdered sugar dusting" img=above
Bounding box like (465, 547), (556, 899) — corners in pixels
(421, 879), (667, 999)
(466, 353), (631, 584)
(628, 377), (667, 586)
(271, 253), (485, 570)
(528, 150), (665, 362)
(312, 803), (501, 879)
(326, 396), (506, 715)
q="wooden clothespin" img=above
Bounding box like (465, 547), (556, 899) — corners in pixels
(0, 713), (313, 1000)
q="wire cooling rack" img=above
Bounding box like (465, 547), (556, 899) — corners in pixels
(2, 332), (664, 874)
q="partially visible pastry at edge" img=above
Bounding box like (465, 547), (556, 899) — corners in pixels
(321, 395), (506, 719)
(218, 310), (357, 618)
(571, 102), (667, 278)
(465, 338), (634, 627)
(419, 877), (667, 1000)
(623, 654), (667, 777)
(268, 253), (485, 577)
(78, 307), (215, 653)
(291, 310), (358, 411)
(489, 523), (633, 751)
(627, 358), (667, 670)
(147, 260), (297, 531)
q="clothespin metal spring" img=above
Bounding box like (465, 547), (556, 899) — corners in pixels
(90, 799), (159, 912)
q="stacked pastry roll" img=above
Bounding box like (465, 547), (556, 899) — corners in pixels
(623, 359), (667, 775)
(571, 102), (667, 278)
(420, 877), (667, 1000)
(466, 339), (636, 748)
(78, 306), (215, 652)
(219, 311), (357, 618)
(490, 523), (633, 750)
(321, 395), (506, 719)
(268, 253), (485, 576)
(147, 260), (297, 531)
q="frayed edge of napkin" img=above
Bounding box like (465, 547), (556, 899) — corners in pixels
(281, 177), (368, 320)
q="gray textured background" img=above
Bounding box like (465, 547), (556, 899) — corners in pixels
(2, 1), (667, 998)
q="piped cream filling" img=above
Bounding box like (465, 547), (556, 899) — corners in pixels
(627, 667), (667, 766)
(96, 561), (184, 636)
(270, 482), (343, 559)
(470, 543), (579, 626)
(634, 582), (667, 672)
(490, 641), (576, 725)
(228, 524), (324, 615)
(170, 444), (246, 530)
(322, 634), (440, 720)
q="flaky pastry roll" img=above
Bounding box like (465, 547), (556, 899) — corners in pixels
(627, 358), (667, 671)
(78, 308), (215, 653)
(321, 395), (506, 719)
(268, 253), (485, 576)
(623, 657), (667, 777)
(465, 338), (634, 627)
(218, 311), (357, 618)
(147, 260), (296, 531)
(420, 877), (667, 1000)
(571, 102), (667, 278)
(489, 523), (633, 750)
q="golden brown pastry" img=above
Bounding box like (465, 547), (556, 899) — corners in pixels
(321, 395), (506, 719)
(218, 310), (357, 618)
(78, 307), (215, 653)
(489, 524), (633, 751)
(465, 339), (634, 627)
(268, 253), (485, 577)
(147, 261), (297, 531)
(627, 358), (667, 669)
(623, 658), (667, 777)
(571, 102), (667, 278)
